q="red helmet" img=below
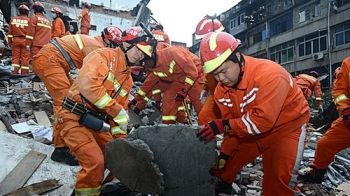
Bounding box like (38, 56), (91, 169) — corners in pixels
(121, 26), (155, 57)
(50, 7), (62, 14)
(18, 4), (30, 14)
(195, 17), (225, 40)
(102, 26), (123, 48)
(200, 32), (241, 73)
(32, 1), (45, 12)
(84, 2), (92, 9)
(155, 23), (163, 30)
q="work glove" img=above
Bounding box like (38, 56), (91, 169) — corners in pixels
(175, 89), (187, 102)
(197, 119), (231, 141)
(318, 104), (324, 115)
(210, 153), (229, 177)
(200, 90), (209, 104)
(128, 99), (137, 107)
(113, 108), (129, 132)
(26, 45), (31, 52)
(132, 106), (141, 115)
(342, 108), (350, 130)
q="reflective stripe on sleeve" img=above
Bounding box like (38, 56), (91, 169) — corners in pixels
(94, 93), (112, 109)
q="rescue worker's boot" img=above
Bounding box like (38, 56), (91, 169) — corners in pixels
(297, 166), (327, 183)
(50, 147), (79, 166)
(12, 67), (20, 75)
(21, 66), (30, 75)
(215, 179), (233, 196)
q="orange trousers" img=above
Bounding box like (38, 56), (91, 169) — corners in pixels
(80, 26), (90, 35)
(32, 45), (73, 148)
(221, 123), (307, 196)
(311, 117), (350, 169)
(136, 81), (188, 123)
(55, 113), (113, 195)
(162, 81), (203, 124)
(197, 94), (221, 125)
(11, 39), (30, 75)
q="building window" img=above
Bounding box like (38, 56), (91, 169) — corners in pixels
(270, 12), (293, 37)
(336, 0), (350, 7)
(248, 26), (267, 45)
(230, 19), (236, 29)
(335, 22), (350, 46)
(297, 30), (327, 57)
(237, 13), (245, 26)
(299, 1), (321, 23)
(270, 41), (294, 64)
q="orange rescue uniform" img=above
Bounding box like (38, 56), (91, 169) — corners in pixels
(216, 56), (310, 195)
(55, 47), (133, 195)
(197, 73), (221, 125)
(151, 29), (170, 45)
(136, 46), (204, 124)
(310, 57), (350, 170)
(32, 34), (105, 148)
(294, 73), (323, 105)
(51, 16), (65, 38)
(26, 12), (52, 57)
(77, 8), (91, 35)
(7, 15), (31, 74)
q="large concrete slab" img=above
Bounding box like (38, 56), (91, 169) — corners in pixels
(106, 124), (217, 196)
(0, 131), (79, 195)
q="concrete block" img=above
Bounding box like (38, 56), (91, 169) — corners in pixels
(106, 124), (217, 196)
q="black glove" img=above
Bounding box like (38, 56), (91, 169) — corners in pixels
(132, 107), (141, 115)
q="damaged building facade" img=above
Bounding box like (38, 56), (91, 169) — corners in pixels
(190, 0), (350, 88)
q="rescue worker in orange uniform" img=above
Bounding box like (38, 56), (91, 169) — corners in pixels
(0, 23), (8, 59)
(294, 70), (324, 114)
(26, 1), (52, 58)
(7, 5), (30, 75)
(77, 2), (92, 35)
(297, 57), (350, 184)
(197, 32), (310, 196)
(194, 16), (225, 125)
(50, 7), (65, 38)
(131, 44), (204, 124)
(151, 23), (170, 45)
(55, 26), (155, 195)
(129, 42), (189, 123)
(32, 26), (123, 166)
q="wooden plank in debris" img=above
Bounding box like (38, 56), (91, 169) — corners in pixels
(29, 93), (43, 102)
(32, 82), (41, 91)
(34, 111), (52, 126)
(0, 120), (7, 131)
(4, 179), (62, 196)
(0, 150), (47, 195)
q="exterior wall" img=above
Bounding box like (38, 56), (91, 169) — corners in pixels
(190, 0), (350, 88)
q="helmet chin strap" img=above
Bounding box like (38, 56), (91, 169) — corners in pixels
(230, 52), (244, 89)
(121, 44), (136, 66)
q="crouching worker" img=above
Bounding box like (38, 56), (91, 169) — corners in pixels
(197, 32), (310, 196)
(55, 26), (156, 195)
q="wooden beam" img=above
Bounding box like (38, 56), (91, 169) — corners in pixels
(0, 150), (47, 195)
(4, 179), (62, 196)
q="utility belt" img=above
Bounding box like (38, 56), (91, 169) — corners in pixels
(62, 97), (110, 132)
(49, 38), (76, 70)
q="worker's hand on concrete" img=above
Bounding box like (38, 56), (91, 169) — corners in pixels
(209, 153), (229, 177)
(128, 99), (137, 107)
(26, 45), (31, 52)
(342, 108), (350, 129)
(200, 90), (209, 104)
(318, 104), (324, 114)
(197, 119), (230, 141)
(175, 89), (187, 102)
(113, 108), (129, 132)
(132, 106), (141, 115)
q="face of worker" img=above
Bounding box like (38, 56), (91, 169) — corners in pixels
(123, 42), (145, 64)
(212, 53), (242, 87)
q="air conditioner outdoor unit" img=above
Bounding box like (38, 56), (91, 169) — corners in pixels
(313, 52), (324, 60)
